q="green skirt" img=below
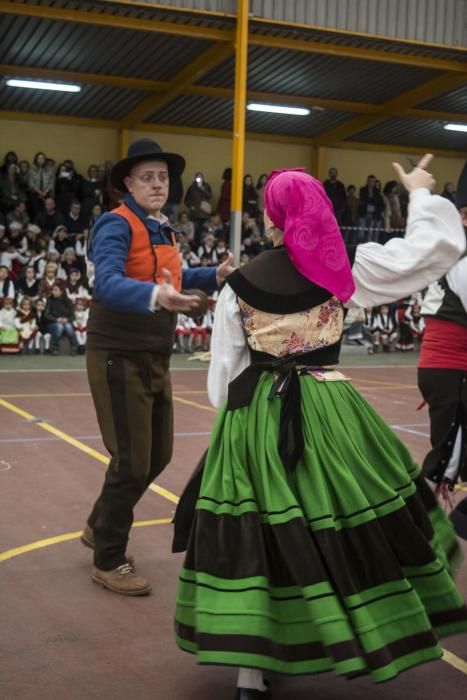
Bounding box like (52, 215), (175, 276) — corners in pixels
(175, 373), (467, 683)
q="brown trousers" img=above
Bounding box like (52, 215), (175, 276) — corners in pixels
(86, 349), (173, 570)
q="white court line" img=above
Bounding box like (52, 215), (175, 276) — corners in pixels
(0, 431), (211, 444)
(391, 425), (429, 438)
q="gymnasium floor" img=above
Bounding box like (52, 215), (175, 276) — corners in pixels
(0, 350), (466, 699)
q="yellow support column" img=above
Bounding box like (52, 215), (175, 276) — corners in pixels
(311, 145), (326, 181)
(119, 128), (130, 159)
(230, 0), (249, 265)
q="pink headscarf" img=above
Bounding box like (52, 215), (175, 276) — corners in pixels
(264, 168), (355, 302)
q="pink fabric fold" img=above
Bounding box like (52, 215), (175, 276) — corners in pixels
(264, 168), (356, 302)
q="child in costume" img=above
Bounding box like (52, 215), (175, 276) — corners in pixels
(33, 298), (51, 354)
(174, 157), (467, 698)
(73, 298), (89, 351)
(0, 297), (19, 354)
(15, 296), (38, 353)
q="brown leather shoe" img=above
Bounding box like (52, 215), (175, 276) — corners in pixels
(92, 564), (152, 596)
(80, 524), (135, 566)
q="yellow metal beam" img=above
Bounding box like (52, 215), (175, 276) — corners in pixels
(3, 63), (467, 126)
(0, 110), (314, 146)
(0, 110), (117, 129)
(333, 140), (467, 159)
(0, 63), (168, 93)
(251, 15), (467, 55)
(0, 62), (378, 114)
(230, 0), (249, 264)
(315, 73), (467, 146)
(120, 42), (233, 128)
(249, 33), (467, 73)
(405, 108), (467, 123)
(119, 129), (130, 159)
(0, 1), (233, 41)
(1, 2), (467, 74)
(143, 122), (314, 145)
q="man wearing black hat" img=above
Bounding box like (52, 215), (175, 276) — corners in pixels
(418, 161), (467, 536)
(82, 139), (233, 595)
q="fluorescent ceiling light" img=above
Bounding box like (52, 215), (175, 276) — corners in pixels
(444, 123), (467, 133)
(6, 79), (81, 93)
(247, 102), (310, 116)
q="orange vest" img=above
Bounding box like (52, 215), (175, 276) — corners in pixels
(113, 203), (182, 292)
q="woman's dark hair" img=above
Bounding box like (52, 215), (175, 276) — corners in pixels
(3, 151), (18, 166)
(33, 152), (47, 167)
(256, 174), (268, 189)
(222, 168), (232, 181)
(383, 180), (398, 196)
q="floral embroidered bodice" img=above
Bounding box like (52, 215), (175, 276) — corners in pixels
(238, 296), (344, 357)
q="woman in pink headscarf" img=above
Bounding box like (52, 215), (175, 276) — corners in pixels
(174, 157), (467, 698)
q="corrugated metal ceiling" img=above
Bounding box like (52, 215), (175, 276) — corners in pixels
(200, 47), (441, 104)
(0, 80), (150, 119)
(0, 13), (211, 80)
(148, 92), (353, 137)
(127, 0), (467, 48)
(347, 116), (466, 150)
(419, 84), (467, 112)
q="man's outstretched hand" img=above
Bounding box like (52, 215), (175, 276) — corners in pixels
(392, 153), (435, 192)
(157, 268), (200, 313)
(216, 252), (235, 286)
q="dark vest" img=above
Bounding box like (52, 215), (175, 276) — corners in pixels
(87, 207), (178, 353)
(422, 258), (467, 329)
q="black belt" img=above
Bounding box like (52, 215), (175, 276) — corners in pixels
(227, 344), (340, 473)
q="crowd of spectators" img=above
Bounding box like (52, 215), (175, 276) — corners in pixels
(344, 296), (426, 354)
(0, 149), (458, 356)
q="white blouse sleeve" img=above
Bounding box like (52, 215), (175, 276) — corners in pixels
(349, 188), (466, 308)
(207, 284), (251, 409)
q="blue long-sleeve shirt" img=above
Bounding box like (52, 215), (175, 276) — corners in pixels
(88, 194), (217, 314)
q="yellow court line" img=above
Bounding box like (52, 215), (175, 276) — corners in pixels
(351, 378), (419, 390)
(442, 649), (467, 674)
(173, 395), (216, 413)
(0, 518), (172, 563)
(0, 398), (180, 504)
(0, 405), (465, 673)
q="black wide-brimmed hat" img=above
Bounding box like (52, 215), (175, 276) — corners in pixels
(110, 138), (185, 191)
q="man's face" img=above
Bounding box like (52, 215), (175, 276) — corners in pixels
(45, 198), (55, 213)
(26, 268), (35, 280)
(329, 168), (337, 181)
(367, 176), (376, 188)
(71, 203), (81, 217)
(124, 160), (169, 215)
(460, 207), (467, 228)
(0, 268), (7, 280)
